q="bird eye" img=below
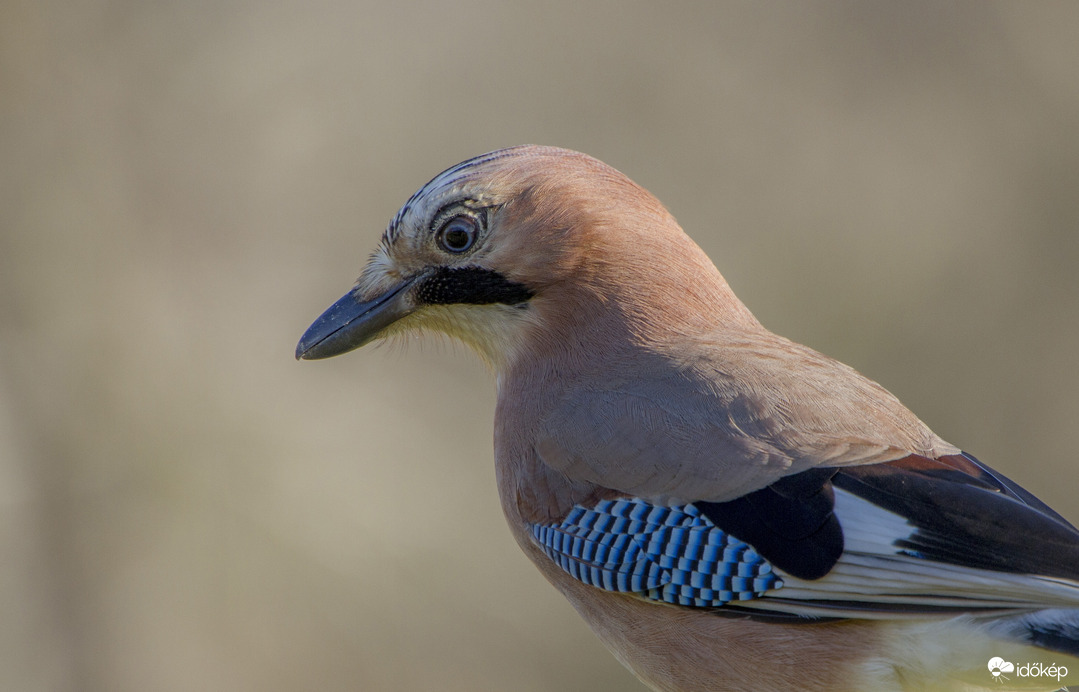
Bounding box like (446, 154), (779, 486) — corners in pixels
(437, 215), (478, 253)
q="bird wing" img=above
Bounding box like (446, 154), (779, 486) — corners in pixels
(534, 330), (955, 504)
(529, 452), (1079, 618)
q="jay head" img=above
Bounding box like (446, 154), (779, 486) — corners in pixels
(296, 146), (759, 372)
(298, 146), (1079, 692)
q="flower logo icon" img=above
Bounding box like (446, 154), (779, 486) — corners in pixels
(988, 657), (1015, 683)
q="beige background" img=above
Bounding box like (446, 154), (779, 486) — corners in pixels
(3, 2), (1079, 690)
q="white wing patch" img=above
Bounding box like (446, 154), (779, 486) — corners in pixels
(748, 489), (1079, 619)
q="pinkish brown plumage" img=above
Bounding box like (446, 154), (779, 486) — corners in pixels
(298, 146), (1079, 691)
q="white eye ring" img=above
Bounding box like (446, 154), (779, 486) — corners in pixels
(437, 215), (478, 253)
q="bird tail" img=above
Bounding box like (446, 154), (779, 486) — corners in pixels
(875, 611), (1079, 690)
(987, 608), (1079, 659)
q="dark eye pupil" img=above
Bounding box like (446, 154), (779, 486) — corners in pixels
(445, 228), (470, 249)
(440, 218), (476, 252)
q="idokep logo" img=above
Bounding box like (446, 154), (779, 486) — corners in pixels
(988, 656), (1069, 684)
(988, 657), (1014, 682)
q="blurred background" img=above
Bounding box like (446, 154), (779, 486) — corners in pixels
(3, 2), (1079, 690)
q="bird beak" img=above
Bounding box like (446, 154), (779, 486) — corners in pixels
(295, 277), (418, 360)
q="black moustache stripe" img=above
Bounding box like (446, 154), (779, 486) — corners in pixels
(416, 267), (534, 306)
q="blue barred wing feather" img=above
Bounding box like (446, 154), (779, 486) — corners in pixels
(530, 498), (782, 607)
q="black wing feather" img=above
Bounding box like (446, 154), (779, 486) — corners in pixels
(696, 467), (842, 580)
(833, 453), (1079, 580)
(698, 452), (1079, 582)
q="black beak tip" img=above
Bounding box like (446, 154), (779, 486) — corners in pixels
(294, 281), (415, 363)
(294, 299), (352, 362)
(294, 318), (343, 361)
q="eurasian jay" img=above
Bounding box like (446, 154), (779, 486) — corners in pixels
(297, 145), (1079, 691)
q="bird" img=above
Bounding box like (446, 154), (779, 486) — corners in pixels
(296, 145), (1079, 691)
